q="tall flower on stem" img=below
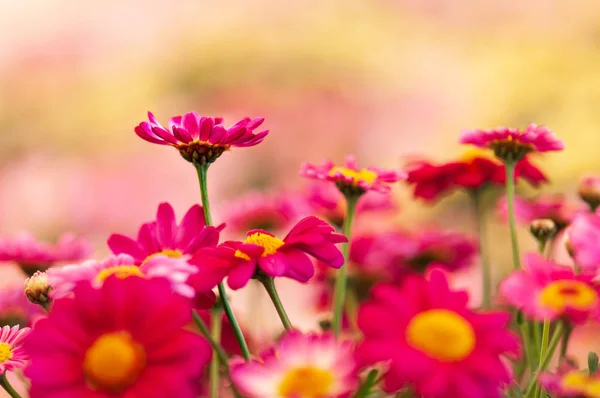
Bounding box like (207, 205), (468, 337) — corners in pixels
(301, 155), (405, 336)
(0, 325), (31, 398)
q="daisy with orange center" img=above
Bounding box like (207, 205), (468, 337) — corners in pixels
(540, 362), (600, 398)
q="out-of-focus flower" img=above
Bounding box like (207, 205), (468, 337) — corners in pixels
(135, 111), (268, 165)
(497, 194), (583, 231)
(529, 219), (558, 243)
(460, 124), (564, 162)
(568, 212), (600, 272)
(500, 253), (600, 324)
(300, 155), (404, 196)
(231, 332), (357, 398)
(357, 270), (518, 397)
(47, 253), (202, 300)
(0, 325), (31, 374)
(540, 362), (600, 398)
(0, 232), (91, 275)
(0, 285), (43, 327)
(190, 216), (346, 290)
(25, 276), (211, 397)
(108, 202), (220, 265)
(579, 176), (600, 212)
(24, 271), (51, 305)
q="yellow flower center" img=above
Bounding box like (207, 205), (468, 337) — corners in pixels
(538, 280), (598, 312)
(83, 331), (146, 393)
(234, 232), (285, 261)
(0, 343), (12, 363)
(278, 367), (335, 397)
(459, 148), (500, 164)
(329, 166), (377, 184)
(562, 371), (600, 397)
(95, 265), (145, 283)
(141, 249), (183, 265)
(406, 309), (476, 362)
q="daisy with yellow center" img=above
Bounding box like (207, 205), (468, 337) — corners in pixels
(0, 325), (31, 374)
(540, 367), (600, 398)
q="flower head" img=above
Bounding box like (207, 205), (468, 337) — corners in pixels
(135, 111), (268, 165)
(0, 285), (43, 327)
(568, 212), (600, 272)
(231, 332), (357, 398)
(24, 271), (51, 305)
(540, 362), (600, 398)
(25, 276), (211, 397)
(190, 216), (346, 290)
(500, 253), (600, 324)
(357, 270), (518, 397)
(0, 325), (31, 374)
(108, 202), (221, 265)
(460, 124), (564, 162)
(300, 155), (404, 197)
(579, 176), (600, 212)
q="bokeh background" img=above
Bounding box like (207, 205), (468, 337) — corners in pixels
(2, 0), (600, 395)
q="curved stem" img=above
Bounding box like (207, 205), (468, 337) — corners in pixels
(472, 190), (492, 308)
(209, 309), (222, 398)
(0, 373), (22, 398)
(504, 161), (522, 270)
(261, 277), (293, 331)
(332, 195), (359, 337)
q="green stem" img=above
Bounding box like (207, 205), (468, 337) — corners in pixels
(0, 373), (22, 398)
(472, 190), (492, 309)
(525, 322), (565, 397)
(504, 161), (522, 270)
(533, 319), (550, 398)
(209, 309), (222, 398)
(260, 276), (293, 331)
(520, 319), (536, 373)
(195, 162), (251, 362)
(354, 369), (379, 398)
(332, 195), (359, 337)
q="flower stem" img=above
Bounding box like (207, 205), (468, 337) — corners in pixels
(260, 276), (293, 331)
(209, 308), (222, 398)
(525, 322), (565, 397)
(532, 319), (550, 398)
(472, 190), (492, 309)
(0, 373), (22, 398)
(504, 161), (522, 270)
(332, 195), (359, 337)
(194, 162), (251, 362)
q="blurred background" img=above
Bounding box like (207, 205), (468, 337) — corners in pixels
(2, 1), (600, 393)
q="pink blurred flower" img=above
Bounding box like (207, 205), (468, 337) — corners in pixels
(108, 202), (221, 265)
(135, 111), (268, 164)
(25, 277), (212, 397)
(500, 253), (600, 324)
(497, 194), (584, 231)
(190, 216), (346, 290)
(300, 155), (405, 195)
(0, 325), (31, 374)
(540, 362), (600, 398)
(231, 332), (357, 398)
(357, 270), (519, 397)
(0, 285), (43, 327)
(568, 212), (600, 271)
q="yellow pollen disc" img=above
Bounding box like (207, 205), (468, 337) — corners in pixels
(562, 371), (600, 397)
(0, 343), (13, 363)
(234, 232), (284, 261)
(459, 147), (499, 164)
(406, 309), (476, 362)
(538, 280), (598, 312)
(84, 331), (146, 393)
(141, 249), (183, 265)
(278, 367), (335, 397)
(95, 265), (145, 283)
(329, 166), (377, 185)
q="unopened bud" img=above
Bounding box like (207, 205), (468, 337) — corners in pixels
(530, 219), (557, 243)
(579, 176), (600, 212)
(24, 271), (51, 305)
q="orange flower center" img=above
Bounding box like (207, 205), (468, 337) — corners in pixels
(538, 280), (598, 312)
(235, 232), (284, 261)
(561, 371), (600, 397)
(95, 265), (145, 283)
(278, 366), (335, 397)
(406, 309), (476, 362)
(0, 343), (12, 363)
(83, 331), (146, 393)
(329, 167), (377, 184)
(142, 249), (183, 265)
(459, 147), (500, 164)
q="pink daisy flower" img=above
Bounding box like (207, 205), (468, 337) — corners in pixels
(25, 276), (212, 397)
(500, 253), (600, 324)
(108, 202), (221, 265)
(0, 285), (43, 327)
(0, 232), (91, 275)
(497, 194), (585, 231)
(231, 332), (358, 398)
(356, 270), (519, 397)
(540, 362), (600, 398)
(579, 175), (600, 211)
(300, 155), (405, 196)
(0, 325), (31, 374)
(47, 253), (200, 299)
(190, 216), (346, 290)
(568, 212), (600, 272)
(460, 123), (564, 162)
(135, 111), (268, 164)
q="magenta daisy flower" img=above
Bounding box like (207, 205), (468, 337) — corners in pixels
(0, 285), (43, 327)
(460, 124), (564, 162)
(231, 332), (358, 398)
(500, 253), (600, 324)
(25, 276), (212, 397)
(356, 270), (519, 397)
(568, 212), (600, 272)
(190, 216), (346, 290)
(0, 325), (31, 374)
(135, 111), (268, 165)
(108, 202), (221, 265)
(300, 155), (405, 197)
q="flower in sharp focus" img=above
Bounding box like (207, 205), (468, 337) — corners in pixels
(25, 277), (212, 398)
(0, 285), (43, 327)
(134, 111), (268, 165)
(0, 232), (91, 275)
(567, 212), (600, 272)
(497, 194), (584, 232)
(356, 270), (519, 397)
(500, 253), (600, 324)
(0, 325), (31, 374)
(231, 332), (357, 398)
(300, 155), (404, 197)
(579, 176), (600, 212)
(108, 202), (221, 265)
(189, 216), (347, 291)
(540, 362), (600, 398)
(459, 123), (564, 162)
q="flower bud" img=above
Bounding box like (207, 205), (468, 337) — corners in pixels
(578, 176), (600, 211)
(530, 219), (557, 244)
(24, 271), (51, 305)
